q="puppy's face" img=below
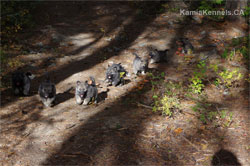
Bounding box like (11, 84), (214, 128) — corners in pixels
(106, 66), (118, 84)
(106, 74), (114, 85)
(12, 74), (24, 88)
(141, 59), (148, 70)
(42, 84), (54, 98)
(76, 81), (88, 98)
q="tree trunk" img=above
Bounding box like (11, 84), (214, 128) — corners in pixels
(225, 0), (247, 23)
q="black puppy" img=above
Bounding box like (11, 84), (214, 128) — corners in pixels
(75, 76), (98, 105)
(105, 63), (127, 86)
(176, 38), (194, 54)
(149, 48), (168, 64)
(12, 72), (35, 96)
(38, 74), (56, 107)
(133, 53), (148, 75)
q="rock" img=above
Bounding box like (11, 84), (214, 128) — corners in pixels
(200, 31), (206, 39)
(229, 61), (241, 67)
(106, 48), (113, 52)
(209, 31), (227, 39)
(48, 63), (56, 67)
(226, 27), (245, 38)
(139, 43), (146, 47)
(29, 50), (37, 54)
(199, 49), (219, 61)
(36, 42), (44, 47)
(200, 31), (206, 36)
(113, 46), (120, 51)
(223, 89), (229, 95)
(168, 21), (173, 26)
(59, 42), (68, 46)
(192, 12), (203, 24)
(51, 33), (64, 42)
(57, 56), (72, 63)
(104, 37), (112, 41)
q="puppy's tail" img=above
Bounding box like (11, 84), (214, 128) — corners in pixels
(89, 76), (96, 86)
(133, 52), (139, 58)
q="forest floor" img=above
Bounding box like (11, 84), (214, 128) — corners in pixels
(0, 2), (249, 166)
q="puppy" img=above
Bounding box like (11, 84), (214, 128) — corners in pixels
(105, 63), (127, 86)
(38, 74), (56, 107)
(176, 38), (194, 54)
(12, 72), (35, 96)
(133, 53), (148, 75)
(75, 76), (98, 105)
(149, 48), (168, 64)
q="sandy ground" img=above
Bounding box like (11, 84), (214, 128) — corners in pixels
(0, 2), (249, 166)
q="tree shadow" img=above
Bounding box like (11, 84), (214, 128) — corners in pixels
(1, 1), (248, 165)
(42, 86), (181, 165)
(0, 1), (165, 107)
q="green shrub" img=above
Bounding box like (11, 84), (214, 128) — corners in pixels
(152, 94), (181, 117)
(218, 68), (243, 88)
(189, 61), (207, 94)
(152, 81), (182, 117)
(198, 0), (226, 21)
(1, 1), (37, 44)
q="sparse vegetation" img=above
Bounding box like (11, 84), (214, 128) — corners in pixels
(152, 81), (182, 117)
(217, 68), (243, 88)
(189, 61), (207, 94)
(1, 1), (37, 44)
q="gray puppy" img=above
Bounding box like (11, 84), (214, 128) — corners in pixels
(12, 72), (35, 96)
(133, 53), (148, 75)
(38, 74), (56, 107)
(75, 76), (98, 105)
(149, 48), (168, 64)
(177, 38), (194, 54)
(105, 63), (127, 86)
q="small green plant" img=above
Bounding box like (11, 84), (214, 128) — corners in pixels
(191, 102), (233, 126)
(209, 64), (219, 73)
(153, 95), (181, 116)
(221, 48), (229, 59)
(230, 36), (249, 60)
(242, 6), (250, 17)
(213, 78), (220, 87)
(198, 0), (226, 21)
(189, 74), (205, 94)
(189, 61), (207, 94)
(218, 68), (242, 88)
(219, 110), (234, 127)
(148, 72), (165, 91)
(191, 102), (212, 124)
(152, 81), (182, 116)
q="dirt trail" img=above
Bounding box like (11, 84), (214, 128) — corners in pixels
(0, 2), (249, 166)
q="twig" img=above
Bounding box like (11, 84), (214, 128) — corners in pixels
(60, 152), (93, 160)
(181, 109), (197, 116)
(137, 102), (197, 117)
(137, 102), (153, 109)
(180, 135), (200, 151)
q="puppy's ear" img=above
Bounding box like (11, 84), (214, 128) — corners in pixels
(26, 72), (35, 79)
(26, 72), (32, 76)
(76, 81), (81, 85)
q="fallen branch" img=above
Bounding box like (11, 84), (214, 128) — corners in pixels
(180, 135), (200, 152)
(137, 102), (153, 109)
(181, 109), (197, 116)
